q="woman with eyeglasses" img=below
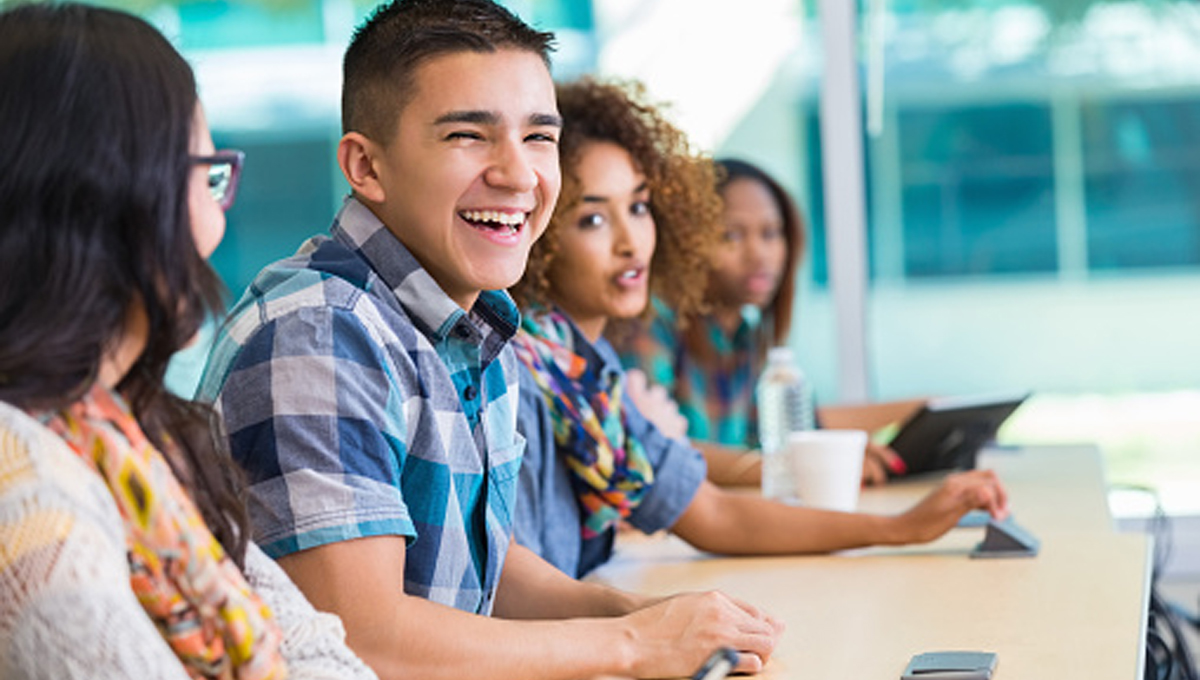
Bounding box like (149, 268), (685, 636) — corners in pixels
(0, 4), (374, 678)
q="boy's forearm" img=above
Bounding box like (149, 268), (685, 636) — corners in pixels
(362, 589), (779, 680)
(356, 593), (642, 680)
(493, 543), (651, 619)
(278, 539), (642, 680)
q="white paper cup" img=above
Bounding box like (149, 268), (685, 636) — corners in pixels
(786, 429), (868, 512)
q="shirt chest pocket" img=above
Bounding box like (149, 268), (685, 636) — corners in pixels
(484, 433), (525, 530)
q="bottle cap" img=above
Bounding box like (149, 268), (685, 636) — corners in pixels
(766, 346), (793, 364)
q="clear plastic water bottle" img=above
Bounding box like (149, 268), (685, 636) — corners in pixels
(756, 346), (815, 501)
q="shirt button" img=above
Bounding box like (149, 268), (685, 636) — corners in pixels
(463, 385), (477, 401)
(454, 325), (471, 339)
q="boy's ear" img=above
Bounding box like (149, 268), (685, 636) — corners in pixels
(338, 132), (387, 204)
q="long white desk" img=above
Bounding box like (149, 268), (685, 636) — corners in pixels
(591, 445), (1151, 679)
(857, 444), (1116, 534)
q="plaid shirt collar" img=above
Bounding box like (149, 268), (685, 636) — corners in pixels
(698, 304), (762, 355)
(329, 196), (520, 355)
(647, 296), (761, 348)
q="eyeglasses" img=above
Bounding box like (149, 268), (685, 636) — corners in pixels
(190, 149), (245, 211)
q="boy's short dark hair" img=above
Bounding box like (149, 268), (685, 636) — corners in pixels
(343, 0), (555, 144)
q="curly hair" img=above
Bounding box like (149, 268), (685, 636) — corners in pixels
(512, 78), (721, 320)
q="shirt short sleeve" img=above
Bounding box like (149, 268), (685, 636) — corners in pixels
(619, 390), (708, 535)
(215, 304), (414, 558)
(598, 337), (707, 537)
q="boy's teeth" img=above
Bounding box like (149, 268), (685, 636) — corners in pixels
(461, 210), (525, 227)
(621, 269), (638, 279)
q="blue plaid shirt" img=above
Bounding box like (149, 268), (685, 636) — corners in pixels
(197, 197), (524, 615)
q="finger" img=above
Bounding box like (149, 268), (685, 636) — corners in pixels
(652, 388), (682, 418)
(966, 476), (1007, 519)
(861, 457), (887, 486)
(986, 470), (1009, 512)
(726, 594), (771, 623)
(625, 368), (647, 395)
(672, 416), (690, 440)
(987, 473), (1010, 519)
(881, 447), (906, 475)
(766, 611), (786, 635)
(865, 443), (887, 463)
(870, 443), (906, 475)
(958, 470), (999, 502)
(733, 609), (780, 639)
(733, 627), (781, 663)
(732, 652), (764, 675)
(710, 601), (776, 645)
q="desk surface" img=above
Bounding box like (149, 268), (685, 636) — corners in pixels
(592, 445), (1150, 680)
(856, 444), (1116, 534)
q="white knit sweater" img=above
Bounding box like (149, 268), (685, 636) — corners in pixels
(0, 401), (377, 680)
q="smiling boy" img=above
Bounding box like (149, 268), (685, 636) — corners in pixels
(197, 1), (779, 679)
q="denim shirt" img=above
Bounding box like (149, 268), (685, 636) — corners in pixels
(513, 316), (706, 578)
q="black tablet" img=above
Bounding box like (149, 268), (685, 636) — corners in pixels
(887, 392), (1029, 476)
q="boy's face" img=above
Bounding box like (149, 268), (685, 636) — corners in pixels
(369, 48), (561, 309)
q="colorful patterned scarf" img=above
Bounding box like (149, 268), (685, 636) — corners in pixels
(37, 384), (286, 680)
(512, 309), (655, 538)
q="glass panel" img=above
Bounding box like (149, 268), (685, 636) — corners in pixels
(209, 133), (339, 296)
(895, 104), (1057, 278)
(1083, 97), (1200, 271)
(867, 1), (1200, 515)
(177, 1), (326, 49)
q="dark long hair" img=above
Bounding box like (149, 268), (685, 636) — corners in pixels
(714, 158), (806, 347)
(0, 3), (248, 565)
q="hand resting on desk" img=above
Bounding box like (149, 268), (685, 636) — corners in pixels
(621, 591), (784, 677)
(888, 469), (1010, 544)
(672, 470), (1009, 557)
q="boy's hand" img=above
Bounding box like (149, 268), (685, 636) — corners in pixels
(894, 469), (1009, 544)
(623, 590), (783, 678)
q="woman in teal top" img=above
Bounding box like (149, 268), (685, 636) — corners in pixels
(618, 159), (801, 450)
(616, 159), (908, 485)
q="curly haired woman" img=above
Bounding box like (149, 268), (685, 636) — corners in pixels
(614, 157), (915, 487)
(509, 77), (1010, 580)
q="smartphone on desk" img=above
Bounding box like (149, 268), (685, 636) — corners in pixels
(691, 647), (738, 680)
